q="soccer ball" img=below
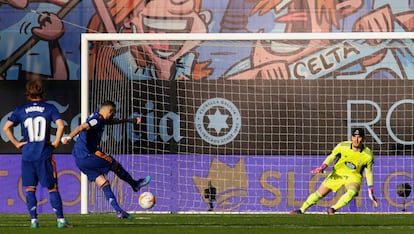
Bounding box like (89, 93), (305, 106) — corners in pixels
(139, 191), (155, 209)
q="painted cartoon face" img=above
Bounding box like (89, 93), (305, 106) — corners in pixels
(128, 0), (209, 64)
(255, 0), (363, 64)
(1, 0), (29, 9)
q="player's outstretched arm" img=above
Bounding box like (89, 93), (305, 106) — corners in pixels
(311, 147), (339, 174)
(107, 117), (141, 125)
(61, 122), (90, 144)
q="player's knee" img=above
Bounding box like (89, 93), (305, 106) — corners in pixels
(100, 180), (110, 188)
(347, 187), (359, 197)
(48, 187), (58, 193)
(47, 184), (58, 193)
(26, 186), (36, 192)
(111, 161), (122, 173)
(315, 191), (324, 198)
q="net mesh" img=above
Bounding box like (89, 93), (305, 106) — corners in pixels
(83, 34), (414, 213)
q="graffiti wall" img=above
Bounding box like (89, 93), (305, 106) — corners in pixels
(1, 1), (414, 80)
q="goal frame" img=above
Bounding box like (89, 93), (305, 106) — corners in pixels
(80, 32), (414, 214)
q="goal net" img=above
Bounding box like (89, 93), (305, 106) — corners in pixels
(81, 32), (414, 214)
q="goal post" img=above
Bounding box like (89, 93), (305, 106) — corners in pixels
(81, 32), (414, 214)
(81, 32), (414, 42)
(80, 41), (88, 214)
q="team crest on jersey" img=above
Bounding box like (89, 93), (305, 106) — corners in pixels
(89, 119), (98, 126)
(345, 161), (356, 170)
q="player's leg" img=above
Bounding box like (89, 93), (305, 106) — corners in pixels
(26, 186), (39, 228)
(300, 184), (331, 213)
(94, 151), (140, 188)
(290, 174), (339, 214)
(48, 186), (72, 228)
(319, 176), (349, 215)
(110, 160), (151, 192)
(22, 160), (39, 228)
(95, 174), (132, 219)
(330, 182), (361, 213)
(75, 156), (130, 218)
(39, 157), (72, 228)
(93, 150), (134, 186)
(110, 160), (135, 186)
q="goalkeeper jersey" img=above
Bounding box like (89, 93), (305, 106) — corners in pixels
(323, 141), (374, 186)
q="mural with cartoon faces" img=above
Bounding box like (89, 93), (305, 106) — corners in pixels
(129, 0), (211, 80)
(0, 0), (79, 80)
(224, 0), (414, 80)
(1, 0), (414, 80)
(87, 0), (213, 80)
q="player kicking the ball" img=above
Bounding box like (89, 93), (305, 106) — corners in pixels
(290, 128), (378, 215)
(61, 100), (151, 219)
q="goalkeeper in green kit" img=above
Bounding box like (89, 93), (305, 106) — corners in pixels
(290, 128), (378, 215)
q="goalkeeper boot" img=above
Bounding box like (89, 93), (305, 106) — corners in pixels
(289, 209), (303, 215)
(117, 211), (133, 219)
(132, 175), (152, 192)
(327, 207), (336, 215)
(57, 220), (73, 228)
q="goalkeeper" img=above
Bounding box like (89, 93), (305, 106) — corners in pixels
(61, 100), (151, 219)
(290, 128), (378, 215)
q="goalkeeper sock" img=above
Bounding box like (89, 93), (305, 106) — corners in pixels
(332, 187), (358, 210)
(102, 183), (123, 213)
(300, 191), (323, 212)
(26, 187), (38, 219)
(49, 190), (64, 219)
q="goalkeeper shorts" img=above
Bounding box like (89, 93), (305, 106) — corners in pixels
(322, 173), (361, 192)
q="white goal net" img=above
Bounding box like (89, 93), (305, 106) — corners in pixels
(81, 32), (414, 214)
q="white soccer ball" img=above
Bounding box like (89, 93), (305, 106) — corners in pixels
(139, 191), (155, 209)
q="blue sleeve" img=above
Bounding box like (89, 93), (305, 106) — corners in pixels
(50, 105), (61, 122)
(87, 114), (105, 130)
(8, 108), (21, 124)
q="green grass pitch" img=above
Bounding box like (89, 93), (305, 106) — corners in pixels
(0, 213), (413, 234)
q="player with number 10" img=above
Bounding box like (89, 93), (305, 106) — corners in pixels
(3, 80), (72, 228)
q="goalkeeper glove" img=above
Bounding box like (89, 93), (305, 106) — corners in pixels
(368, 186), (379, 207)
(311, 163), (328, 174)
